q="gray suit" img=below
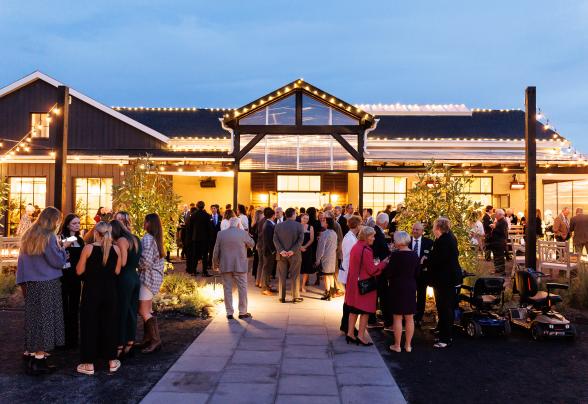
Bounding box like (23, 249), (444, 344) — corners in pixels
(273, 219), (304, 300)
(571, 213), (588, 254)
(213, 227), (254, 316)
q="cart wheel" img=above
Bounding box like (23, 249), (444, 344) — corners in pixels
(567, 325), (577, 342)
(465, 320), (482, 338)
(531, 322), (543, 341)
(502, 321), (511, 337)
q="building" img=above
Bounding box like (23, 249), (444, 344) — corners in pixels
(1, 71), (586, 235)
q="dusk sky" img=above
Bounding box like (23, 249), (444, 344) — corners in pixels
(1, 1), (587, 150)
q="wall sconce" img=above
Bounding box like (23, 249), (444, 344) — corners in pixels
(510, 174), (525, 190)
(259, 193), (269, 203)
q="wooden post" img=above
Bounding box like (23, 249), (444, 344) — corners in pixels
(233, 130), (240, 210)
(53, 86), (69, 212)
(358, 130), (365, 212)
(525, 86), (537, 270)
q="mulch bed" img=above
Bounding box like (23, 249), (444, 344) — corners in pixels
(0, 307), (210, 404)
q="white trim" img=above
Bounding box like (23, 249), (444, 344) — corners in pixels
(159, 171), (235, 177)
(0, 71), (170, 144)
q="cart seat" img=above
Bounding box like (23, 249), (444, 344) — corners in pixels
(480, 295), (500, 304)
(527, 291), (562, 306)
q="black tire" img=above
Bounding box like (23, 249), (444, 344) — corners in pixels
(531, 322), (543, 341)
(465, 320), (482, 338)
(503, 321), (511, 337)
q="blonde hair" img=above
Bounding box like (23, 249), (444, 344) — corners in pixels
(434, 217), (451, 233)
(358, 226), (376, 241)
(20, 206), (62, 256)
(94, 221), (113, 266)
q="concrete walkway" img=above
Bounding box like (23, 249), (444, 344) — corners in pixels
(141, 278), (405, 404)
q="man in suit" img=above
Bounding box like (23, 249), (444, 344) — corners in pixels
(482, 205), (493, 261)
(178, 204), (191, 259)
(334, 206), (349, 236)
(208, 204), (222, 270)
(570, 208), (588, 255)
(410, 222), (434, 327)
(363, 208), (376, 228)
(273, 208), (305, 303)
(261, 208), (277, 296)
(186, 201), (212, 277)
(553, 207), (571, 242)
(369, 213), (391, 329)
(275, 207), (284, 224)
(388, 203), (403, 233)
(489, 209), (509, 274)
(213, 217), (254, 320)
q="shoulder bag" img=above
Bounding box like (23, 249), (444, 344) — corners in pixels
(357, 247), (378, 295)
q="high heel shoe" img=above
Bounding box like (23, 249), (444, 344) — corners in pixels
(320, 291), (331, 301)
(356, 338), (374, 347)
(345, 335), (357, 345)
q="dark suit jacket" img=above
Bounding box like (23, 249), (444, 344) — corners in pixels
(262, 220), (276, 257)
(482, 213), (493, 237)
(187, 209), (212, 243)
(489, 218), (508, 243)
(427, 231), (460, 288)
(373, 226), (390, 261)
(210, 213), (221, 242)
(570, 213), (588, 244)
(337, 215), (349, 236)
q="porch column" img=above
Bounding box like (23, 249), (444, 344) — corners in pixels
(53, 86), (69, 213)
(358, 130), (365, 212)
(525, 86), (537, 270)
(233, 130), (240, 209)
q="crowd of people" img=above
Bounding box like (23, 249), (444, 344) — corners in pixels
(207, 201), (461, 350)
(16, 207), (166, 376)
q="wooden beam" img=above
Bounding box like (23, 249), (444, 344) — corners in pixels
(237, 133), (265, 160)
(53, 86), (69, 212)
(525, 87), (537, 270)
(332, 133), (361, 162)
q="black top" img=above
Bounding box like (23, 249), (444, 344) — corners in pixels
(64, 236), (85, 273)
(427, 231), (461, 288)
(489, 218), (509, 243)
(372, 226), (390, 261)
(187, 208), (212, 243)
(82, 245), (119, 295)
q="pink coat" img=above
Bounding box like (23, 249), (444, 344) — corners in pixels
(344, 240), (387, 313)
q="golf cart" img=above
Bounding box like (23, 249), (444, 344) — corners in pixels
(508, 268), (576, 341)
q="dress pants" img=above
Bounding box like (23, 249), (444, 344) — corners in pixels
(434, 286), (455, 344)
(80, 288), (118, 362)
(277, 253), (301, 300)
(117, 267), (140, 345)
(256, 248), (265, 283)
(190, 241), (209, 274)
(574, 240), (588, 255)
(261, 254), (275, 291)
(222, 272), (248, 316)
(415, 277), (428, 323)
(491, 240), (506, 273)
(61, 269), (81, 347)
(252, 249), (259, 278)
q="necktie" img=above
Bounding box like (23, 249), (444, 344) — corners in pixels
(413, 239), (419, 256)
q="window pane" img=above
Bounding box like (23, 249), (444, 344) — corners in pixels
(309, 176), (321, 191)
(543, 183), (557, 216)
(384, 177), (395, 193)
(298, 176), (310, 191)
(302, 95), (329, 125)
(373, 177), (385, 192)
(277, 175), (287, 191)
(481, 177), (492, 193)
(74, 178), (113, 230)
(8, 177), (47, 235)
(363, 177), (373, 192)
(239, 109), (266, 125)
(268, 95), (296, 125)
(332, 109), (358, 125)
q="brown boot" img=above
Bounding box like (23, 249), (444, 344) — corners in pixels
(134, 319), (152, 349)
(141, 317), (162, 354)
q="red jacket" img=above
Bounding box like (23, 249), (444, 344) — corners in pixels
(344, 240), (387, 313)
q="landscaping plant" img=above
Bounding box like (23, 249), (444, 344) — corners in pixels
(153, 273), (222, 317)
(113, 156), (181, 254)
(398, 161), (482, 274)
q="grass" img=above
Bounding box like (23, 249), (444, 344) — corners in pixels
(0, 272), (16, 299)
(153, 273), (223, 317)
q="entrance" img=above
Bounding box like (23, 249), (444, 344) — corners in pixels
(277, 192), (321, 209)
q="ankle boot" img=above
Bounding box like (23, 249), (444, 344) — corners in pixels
(135, 320), (152, 349)
(142, 317), (162, 354)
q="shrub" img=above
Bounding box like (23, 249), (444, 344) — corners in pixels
(567, 270), (588, 310)
(153, 273), (223, 317)
(0, 272), (16, 299)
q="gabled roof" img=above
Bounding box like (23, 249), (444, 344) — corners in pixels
(222, 79), (375, 127)
(0, 71), (170, 143)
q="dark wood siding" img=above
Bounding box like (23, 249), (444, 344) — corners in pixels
(251, 173), (277, 192)
(251, 172), (347, 193)
(321, 173), (348, 193)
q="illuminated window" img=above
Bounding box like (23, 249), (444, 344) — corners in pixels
(302, 95), (358, 125)
(277, 175), (321, 191)
(363, 176), (407, 214)
(31, 113), (50, 138)
(8, 177), (47, 235)
(462, 177), (493, 206)
(239, 95), (296, 125)
(75, 178), (113, 229)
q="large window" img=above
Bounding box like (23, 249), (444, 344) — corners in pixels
(239, 94), (296, 125)
(75, 178), (113, 229)
(240, 134), (357, 171)
(31, 113), (50, 138)
(544, 180), (588, 219)
(462, 177), (493, 206)
(277, 175), (321, 191)
(302, 95), (358, 125)
(363, 176), (407, 214)
(8, 177), (47, 235)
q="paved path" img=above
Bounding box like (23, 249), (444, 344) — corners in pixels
(141, 278), (405, 404)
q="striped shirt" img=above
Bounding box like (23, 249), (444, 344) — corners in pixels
(138, 233), (165, 295)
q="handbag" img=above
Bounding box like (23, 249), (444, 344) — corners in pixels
(357, 247), (378, 295)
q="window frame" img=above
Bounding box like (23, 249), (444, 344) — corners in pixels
(7, 176), (48, 236)
(362, 176), (408, 214)
(73, 177), (114, 230)
(30, 112), (51, 139)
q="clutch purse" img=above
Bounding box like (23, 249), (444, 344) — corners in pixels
(357, 247), (378, 295)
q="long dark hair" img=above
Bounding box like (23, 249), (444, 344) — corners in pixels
(145, 213), (165, 258)
(110, 219), (139, 252)
(60, 213), (81, 238)
(306, 207), (317, 223)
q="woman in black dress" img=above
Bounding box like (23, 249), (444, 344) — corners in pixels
(59, 213), (85, 349)
(382, 231), (420, 353)
(299, 213), (315, 293)
(76, 221), (122, 375)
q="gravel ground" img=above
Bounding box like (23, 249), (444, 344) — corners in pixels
(0, 309), (210, 404)
(371, 314), (588, 404)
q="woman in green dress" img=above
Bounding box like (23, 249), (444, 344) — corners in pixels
(110, 219), (142, 359)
